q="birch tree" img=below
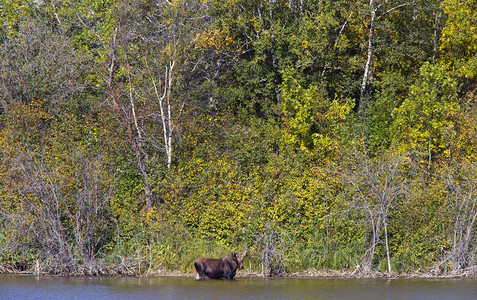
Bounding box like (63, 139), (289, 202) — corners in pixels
(124, 0), (207, 171)
(72, 0), (207, 208)
(67, 0), (159, 209)
(358, 0), (409, 122)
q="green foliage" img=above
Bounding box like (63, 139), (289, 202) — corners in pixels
(280, 68), (352, 156)
(0, 20), (89, 112)
(0, 0), (33, 37)
(440, 0), (477, 79)
(367, 71), (408, 152)
(392, 62), (460, 160)
(2, 0), (477, 276)
(390, 170), (451, 272)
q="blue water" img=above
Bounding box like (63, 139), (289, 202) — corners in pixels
(1, 275), (477, 299)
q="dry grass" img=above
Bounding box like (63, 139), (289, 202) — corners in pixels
(4, 262), (477, 279)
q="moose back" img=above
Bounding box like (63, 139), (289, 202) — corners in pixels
(194, 251), (248, 280)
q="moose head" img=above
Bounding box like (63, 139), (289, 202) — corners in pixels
(232, 250), (248, 270)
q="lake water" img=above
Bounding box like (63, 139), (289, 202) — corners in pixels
(1, 275), (477, 299)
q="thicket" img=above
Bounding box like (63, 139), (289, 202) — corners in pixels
(1, 0), (477, 277)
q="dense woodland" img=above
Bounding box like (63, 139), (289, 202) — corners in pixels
(1, 0), (477, 277)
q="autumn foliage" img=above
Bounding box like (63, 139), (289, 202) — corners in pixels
(1, 0), (477, 276)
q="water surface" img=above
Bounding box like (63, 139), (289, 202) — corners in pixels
(1, 275), (477, 299)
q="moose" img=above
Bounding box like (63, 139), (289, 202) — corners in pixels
(194, 251), (248, 280)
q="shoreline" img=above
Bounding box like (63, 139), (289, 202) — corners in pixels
(2, 268), (476, 280)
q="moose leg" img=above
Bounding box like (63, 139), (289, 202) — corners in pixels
(194, 262), (206, 280)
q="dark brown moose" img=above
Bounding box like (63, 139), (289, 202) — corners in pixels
(194, 251), (248, 280)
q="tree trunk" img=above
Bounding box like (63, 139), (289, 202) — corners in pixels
(384, 218), (391, 273)
(364, 213), (381, 271)
(433, 11), (442, 66)
(165, 60), (174, 169)
(146, 58), (175, 171)
(109, 90), (153, 209)
(107, 30), (153, 209)
(359, 0), (376, 115)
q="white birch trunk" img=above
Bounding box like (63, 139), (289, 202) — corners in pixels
(359, 0), (376, 111)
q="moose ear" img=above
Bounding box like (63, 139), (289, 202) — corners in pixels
(231, 252), (237, 257)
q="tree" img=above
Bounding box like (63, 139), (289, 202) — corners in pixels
(124, 0), (208, 170)
(438, 162), (477, 274)
(0, 98), (114, 275)
(279, 67), (352, 156)
(343, 149), (409, 272)
(353, 0), (442, 153)
(357, 0), (413, 122)
(392, 62), (460, 169)
(0, 152), (112, 275)
(0, 13), (89, 114)
(0, 0), (32, 38)
(440, 0), (477, 80)
(70, 0), (156, 208)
